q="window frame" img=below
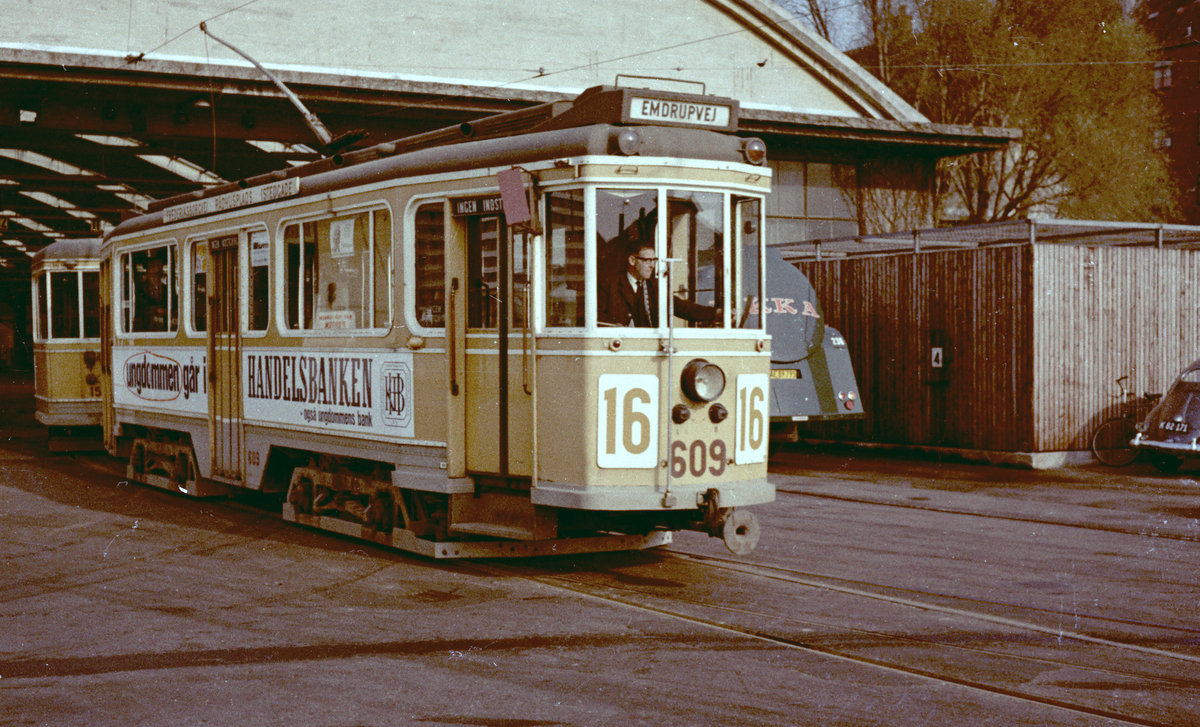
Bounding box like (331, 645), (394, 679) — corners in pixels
(765, 160), (859, 245)
(589, 183), (763, 333)
(404, 195), (450, 336)
(1154, 62), (1173, 89)
(33, 268), (99, 342)
(543, 188), (587, 331)
(185, 236), (209, 337)
(276, 202), (394, 337)
(183, 224), (272, 338)
(117, 240), (179, 337)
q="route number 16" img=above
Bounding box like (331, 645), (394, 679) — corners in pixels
(736, 374), (769, 464)
(597, 374), (659, 469)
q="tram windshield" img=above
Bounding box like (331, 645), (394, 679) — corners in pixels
(588, 187), (762, 330)
(35, 269), (100, 340)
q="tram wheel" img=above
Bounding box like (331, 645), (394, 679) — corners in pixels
(130, 442), (147, 474)
(366, 491), (395, 532)
(172, 452), (190, 490)
(1091, 418), (1138, 467)
(287, 477), (314, 515)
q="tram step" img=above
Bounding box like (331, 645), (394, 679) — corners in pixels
(449, 522), (541, 541)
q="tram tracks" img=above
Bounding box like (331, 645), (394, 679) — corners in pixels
(52, 452), (1200, 724)
(677, 550), (1200, 645)
(471, 549), (1200, 727)
(777, 486), (1200, 543)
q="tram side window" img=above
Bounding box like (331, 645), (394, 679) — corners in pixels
(545, 190), (585, 327)
(283, 209), (390, 331)
(511, 229), (530, 330)
(121, 245), (178, 334)
(192, 241), (207, 332)
(248, 230), (269, 331)
(414, 202), (446, 328)
(732, 196), (762, 328)
(372, 209), (392, 329)
(35, 275), (48, 340)
(82, 271), (99, 338)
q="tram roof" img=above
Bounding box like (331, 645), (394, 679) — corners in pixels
(109, 119), (761, 239)
(141, 85), (751, 213)
(30, 237), (102, 265)
(106, 85), (780, 238)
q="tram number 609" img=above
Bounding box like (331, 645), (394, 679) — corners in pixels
(671, 439), (727, 478)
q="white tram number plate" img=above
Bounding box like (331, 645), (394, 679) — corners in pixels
(598, 374), (658, 469)
(735, 374), (769, 464)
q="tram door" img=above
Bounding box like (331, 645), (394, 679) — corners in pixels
(207, 235), (243, 481)
(457, 207), (534, 480)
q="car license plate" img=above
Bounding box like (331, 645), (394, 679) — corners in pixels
(1159, 420), (1188, 433)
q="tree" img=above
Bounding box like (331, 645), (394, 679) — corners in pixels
(773, 0), (864, 49)
(854, 0), (1180, 223)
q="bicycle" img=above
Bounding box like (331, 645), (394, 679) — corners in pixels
(1090, 376), (1161, 466)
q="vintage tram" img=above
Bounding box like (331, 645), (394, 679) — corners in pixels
(92, 85), (776, 557)
(30, 238), (104, 451)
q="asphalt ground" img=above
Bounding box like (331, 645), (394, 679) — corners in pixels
(3, 371), (1197, 726)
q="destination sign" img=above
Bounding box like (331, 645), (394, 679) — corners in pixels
(628, 96), (733, 129)
(163, 178), (301, 223)
(451, 194), (504, 217)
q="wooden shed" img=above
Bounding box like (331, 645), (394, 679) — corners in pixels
(780, 219), (1200, 464)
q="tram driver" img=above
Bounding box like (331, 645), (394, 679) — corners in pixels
(599, 240), (720, 327)
(133, 255), (169, 332)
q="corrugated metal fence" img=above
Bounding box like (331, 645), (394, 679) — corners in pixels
(1032, 245), (1200, 451)
(792, 237), (1200, 453)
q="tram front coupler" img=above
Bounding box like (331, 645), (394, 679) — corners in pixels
(697, 488), (761, 556)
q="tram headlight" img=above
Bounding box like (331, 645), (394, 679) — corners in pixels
(681, 359), (726, 403)
(617, 128), (642, 155)
(741, 138), (767, 165)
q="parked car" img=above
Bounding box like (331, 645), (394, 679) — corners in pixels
(1134, 358), (1200, 472)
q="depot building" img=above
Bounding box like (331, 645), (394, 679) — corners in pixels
(2, 0), (1031, 457)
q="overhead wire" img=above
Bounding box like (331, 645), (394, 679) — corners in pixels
(118, 1), (1185, 113)
(123, 0), (267, 64)
(121, 1), (773, 96)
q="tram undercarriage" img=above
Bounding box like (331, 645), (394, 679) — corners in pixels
(119, 429), (765, 557)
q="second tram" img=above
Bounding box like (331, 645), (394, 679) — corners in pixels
(31, 238), (104, 451)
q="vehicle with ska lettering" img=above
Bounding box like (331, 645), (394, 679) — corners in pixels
(30, 239), (104, 451)
(758, 246), (863, 441)
(94, 84), (775, 556)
